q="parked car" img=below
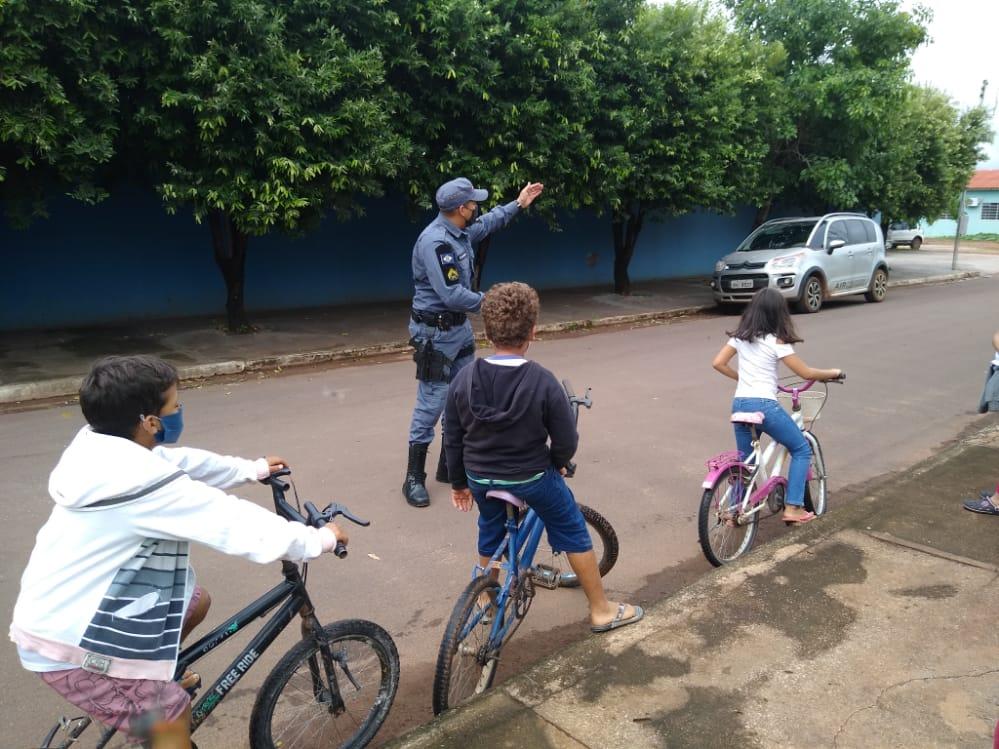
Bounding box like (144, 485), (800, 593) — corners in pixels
(710, 213), (889, 314)
(885, 221), (923, 250)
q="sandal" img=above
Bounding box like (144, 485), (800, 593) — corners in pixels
(591, 603), (645, 634)
(783, 511), (816, 526)
(963, 496), (999, 516)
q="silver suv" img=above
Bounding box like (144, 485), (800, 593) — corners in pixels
(710, 213), (889, 313)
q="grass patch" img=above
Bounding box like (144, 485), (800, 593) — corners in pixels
(928, 233), (999, 242)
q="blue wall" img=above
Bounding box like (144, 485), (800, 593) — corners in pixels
(1, 188), (757, 331)
(923, 189), (999, 237)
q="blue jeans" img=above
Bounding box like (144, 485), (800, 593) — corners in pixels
(407, 319), (475, 444)
(468, 467), (592, 557)
(732, 397), (811, 508)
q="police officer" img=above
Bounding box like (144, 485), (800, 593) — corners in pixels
(403, 177), (544, 507)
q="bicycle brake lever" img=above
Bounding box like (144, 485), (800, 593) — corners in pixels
(322, 503), (371, 527)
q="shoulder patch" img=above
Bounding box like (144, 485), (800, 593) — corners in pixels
(435, 245), (461, 286)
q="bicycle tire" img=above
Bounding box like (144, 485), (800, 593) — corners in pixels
(537, 504), (619, 588)
(803, 432), (827, 516)
(698, 464), (758, 567)
(249, 619), (399, 749)
(432, 575), (502, 715)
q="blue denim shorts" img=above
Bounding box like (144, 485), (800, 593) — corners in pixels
(468, 467), (592, 557)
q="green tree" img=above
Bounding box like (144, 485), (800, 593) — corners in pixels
(130, 0), (409, 331)
(386, 0), (621, 287)
(866, 85), (994, 231)
(0, 0), (124, 224)
(594, 1), (779, 294)
(727, 0), (928, 224)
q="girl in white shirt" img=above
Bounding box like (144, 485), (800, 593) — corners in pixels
(712, 289), (841, 524)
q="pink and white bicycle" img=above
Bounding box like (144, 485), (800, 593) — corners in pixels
(697, 376), (844, 567)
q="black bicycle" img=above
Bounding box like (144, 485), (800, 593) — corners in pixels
(40, 470), (400, 749)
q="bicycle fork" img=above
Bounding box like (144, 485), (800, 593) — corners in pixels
(300, 604), (347, 715)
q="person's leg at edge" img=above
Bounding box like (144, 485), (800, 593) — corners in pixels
(148, 703), (192, 749)
(760, 402), (812, 521)
(527, 470), (640, 628)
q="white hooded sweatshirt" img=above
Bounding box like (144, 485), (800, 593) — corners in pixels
(10, 427), (329, 681)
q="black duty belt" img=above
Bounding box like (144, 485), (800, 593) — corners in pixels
(411, 309), (467, 329)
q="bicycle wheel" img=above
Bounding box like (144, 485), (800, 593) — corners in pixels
(534, 504), (619, 588)
(432, 575), (502, 715)
(802, 432), (827, 516)
(249, 619), (399, 749)
(698, 464), (758, 567)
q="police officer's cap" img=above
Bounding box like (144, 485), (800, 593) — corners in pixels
(436, 178), (489, 212)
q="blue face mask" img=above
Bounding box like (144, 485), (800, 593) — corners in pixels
(154, 406), (184, 444)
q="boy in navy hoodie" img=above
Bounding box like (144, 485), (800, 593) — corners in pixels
(444, 282), (642, 633)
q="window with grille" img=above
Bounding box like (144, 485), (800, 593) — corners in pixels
(982, 202), (999, 221)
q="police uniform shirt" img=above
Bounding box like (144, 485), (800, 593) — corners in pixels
(411, 201), (521, 313)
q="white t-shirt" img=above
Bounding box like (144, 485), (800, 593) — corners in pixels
(728, 334), (795, 400)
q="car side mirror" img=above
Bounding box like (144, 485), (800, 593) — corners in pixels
(827, 239), (845, 254)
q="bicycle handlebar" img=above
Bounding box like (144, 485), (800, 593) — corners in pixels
(261, 469), (370, 559)
(776, 372), (846, 394)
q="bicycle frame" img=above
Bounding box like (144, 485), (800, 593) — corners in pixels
(179, 560), (340, 730)
(702, 409), (809, 523)
(461, 505), (547, 652)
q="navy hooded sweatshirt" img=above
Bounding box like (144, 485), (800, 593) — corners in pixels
(443, 357), (578, 488)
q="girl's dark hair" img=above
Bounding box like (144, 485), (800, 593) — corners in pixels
(727, 288), (802, 344)
(79, 355), (179, 438)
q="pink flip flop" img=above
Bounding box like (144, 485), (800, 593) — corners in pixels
(784, 511), (816, 526)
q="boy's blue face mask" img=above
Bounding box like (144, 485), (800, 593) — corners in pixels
(153, 406), (184, 444)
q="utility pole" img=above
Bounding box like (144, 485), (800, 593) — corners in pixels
(952, 189), (967, 271)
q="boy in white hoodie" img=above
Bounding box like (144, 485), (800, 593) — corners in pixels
(10, 355), (346, 747)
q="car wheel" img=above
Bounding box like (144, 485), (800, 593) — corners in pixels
(794, 275), (823, 313)
(910, 236), (922, 250)
(865, 268), (888, 303)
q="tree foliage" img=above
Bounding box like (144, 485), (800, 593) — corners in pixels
(595, 1), (780, 293)
(865, 85), (994, 229)
(0, 0), (124, 224)
(727, 0), (928, 221)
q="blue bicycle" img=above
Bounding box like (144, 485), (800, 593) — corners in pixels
(431, 381), (619, 714)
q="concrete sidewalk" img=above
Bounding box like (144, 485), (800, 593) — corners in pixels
(387, 424), (999, 749)
(1, 249), (991, 404)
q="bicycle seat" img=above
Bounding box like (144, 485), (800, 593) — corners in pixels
(484, 489), (527, 510)
(731, 411), (765, 425)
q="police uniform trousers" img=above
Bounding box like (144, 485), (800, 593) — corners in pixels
(408, 318), (475, 444)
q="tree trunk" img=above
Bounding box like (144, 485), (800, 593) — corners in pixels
(612, 208), (645, 296)
(471, 235), (492, 292)
(751, 199), (773, 229)
(208, 210), (253, 333)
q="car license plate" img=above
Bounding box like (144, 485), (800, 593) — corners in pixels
(730, 279), (754, 289)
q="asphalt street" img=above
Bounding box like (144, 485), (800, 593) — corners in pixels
(1, 275), (996, 747)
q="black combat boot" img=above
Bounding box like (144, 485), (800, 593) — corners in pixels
(403, 442), (431, 508)
(435, 447), (449, 483)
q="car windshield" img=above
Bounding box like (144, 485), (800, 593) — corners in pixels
(737, 221), (817, 252)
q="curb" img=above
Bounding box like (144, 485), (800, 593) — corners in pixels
(0, 272), (980, 405)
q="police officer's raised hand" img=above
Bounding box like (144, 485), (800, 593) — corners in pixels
(517, 182), (544, 209)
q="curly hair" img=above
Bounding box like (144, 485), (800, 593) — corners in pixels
(481, 282), (540, 348)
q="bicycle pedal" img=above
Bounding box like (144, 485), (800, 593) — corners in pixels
(531, 564), (561, 589)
